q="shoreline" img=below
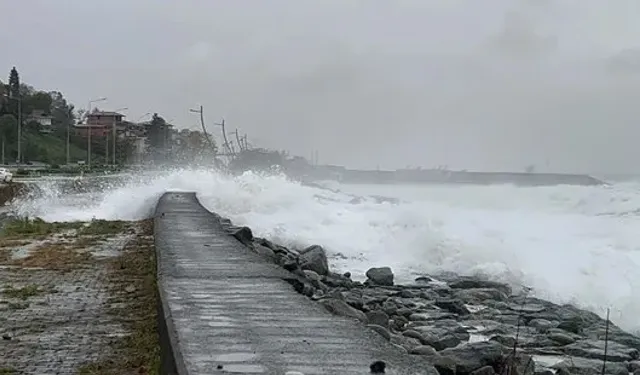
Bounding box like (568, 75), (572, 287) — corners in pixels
(216, 213), (640, 375)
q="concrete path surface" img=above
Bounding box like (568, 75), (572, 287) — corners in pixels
(154, 192), (438, 375)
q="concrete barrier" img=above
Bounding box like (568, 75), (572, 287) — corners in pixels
(154, 192), (438, 375)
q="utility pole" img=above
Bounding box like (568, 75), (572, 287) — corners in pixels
(214, 119), (233, 157)
(189, 105), (216, 152)
(105, 132), (109, 165)
(17, 98), (21, 164)
(232, 129), (244, 152)
(66, 109), (71, 165)
(112, 116), (116, 166)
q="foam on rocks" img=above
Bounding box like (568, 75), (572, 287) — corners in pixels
(222, 217), (640, 375)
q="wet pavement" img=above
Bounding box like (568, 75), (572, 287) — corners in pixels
(154, 192), (438, 375)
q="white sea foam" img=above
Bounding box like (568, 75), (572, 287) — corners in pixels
(12, 168), (640, 333)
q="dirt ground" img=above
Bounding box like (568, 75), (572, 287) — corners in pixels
(0, 218), (159, 375)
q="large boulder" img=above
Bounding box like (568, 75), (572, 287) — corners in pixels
(299, 245), (329, 276)
(366, 267), (394, 286)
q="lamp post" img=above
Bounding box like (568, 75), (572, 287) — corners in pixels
(87, 97), (107, 169)
(111, 107), (128, 166)
(66, 108), (72, 166)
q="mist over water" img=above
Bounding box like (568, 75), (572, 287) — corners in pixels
(13, 169), (640, 333)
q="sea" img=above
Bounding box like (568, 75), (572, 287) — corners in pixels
(12, 168), (640, 334)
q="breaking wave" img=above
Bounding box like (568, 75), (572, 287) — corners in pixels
(11, 168), (640, 332)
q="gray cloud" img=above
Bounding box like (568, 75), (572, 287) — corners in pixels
(2, 0), (640, 173)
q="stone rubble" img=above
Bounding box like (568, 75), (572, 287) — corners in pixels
(223, 220), (640, 375)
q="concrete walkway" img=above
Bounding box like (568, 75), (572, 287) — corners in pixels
(155, 192), (437, 375)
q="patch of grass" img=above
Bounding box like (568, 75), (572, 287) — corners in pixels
(0, 239), (30, 248)
(76, 219), (160, 375)
(0, 248), (9, 263)
(7, 301), (29, 310)
(72, 236), (101, 249)
(2, 284), (41, 300)
(2, 217), (83, 238)
(13, 243), (92, 270)
(0, 367), (16, 374)
(79, 220), (129, 236)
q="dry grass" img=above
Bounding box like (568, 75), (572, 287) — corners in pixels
(0, 248), (9, 263)
(11, 242), (93, 270)
(0, 216), (160, 374)
(76, 219), (160, 375)
(2, 284), (43, 300)
(1, 217), (83, 238)
(0, 239), (30, 248)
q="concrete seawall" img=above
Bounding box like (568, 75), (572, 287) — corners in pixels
(154, 192), (438, 375)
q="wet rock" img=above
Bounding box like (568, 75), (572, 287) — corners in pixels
(551, 357), (628, 375)
(435, 298), (471, 316)
(563, 339), (639, 362)
(366, 267), (394, 286)
(299, 245), (329, 276)
(438, 341), (504, 374)
(390, 334), (422, 352)
(448, 277), (512, 296)
(403, 330), (428, 344)
(230, 226), (253, 245)
(253, 244), (276, 260)
(344, 292), (365, 311)
(470, 365), (495, 375)
(410, 345), (437, 356)
(382, 300), (399, 316)
(432, 355), (459, 375)
(278, 254), (299, 272)
(366, 310), (390, 329)
(527, 319), (558, 332)
(409, 310), (457, 322)
(500, 353), (536, 375)
(320, 298), (367, 323)
(454, 288), (509, 304)
(367, 324), (391, 341)
(303, 270), (329, 292)
(547, 332), (575, 345)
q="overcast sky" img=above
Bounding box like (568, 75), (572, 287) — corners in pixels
(2, 0), (640, 173)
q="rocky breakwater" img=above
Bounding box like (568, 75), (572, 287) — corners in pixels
(218, 217), (640, 375)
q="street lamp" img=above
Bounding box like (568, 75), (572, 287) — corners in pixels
(3, 94), (22, 164)
(111, 107), (128, 166)
(87, 97), (107, 169)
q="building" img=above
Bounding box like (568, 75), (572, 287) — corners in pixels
(26, 110), (54, 133)
(74, 111), (125, 137)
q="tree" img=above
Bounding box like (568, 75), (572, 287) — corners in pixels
(0, 114), (17, 143)
(146, 113), (167, 163)
(22, 91), (52, 115)
(8, 67), (19, 99)
(49, 91), (75, 131)
(0, 79), (6, 114)
(7, 67), (20, 115)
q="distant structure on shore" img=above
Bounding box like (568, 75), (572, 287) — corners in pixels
(226, 149), (604, 187)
